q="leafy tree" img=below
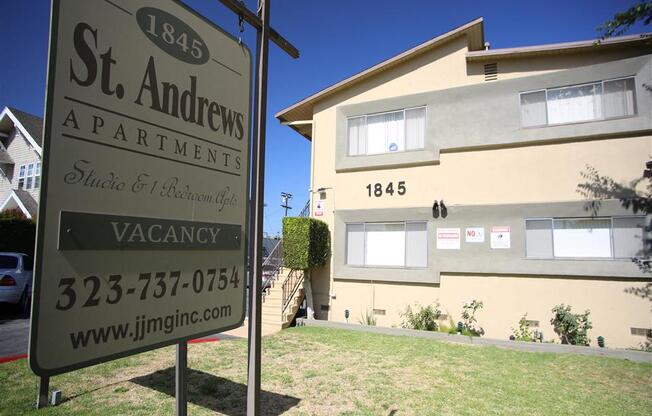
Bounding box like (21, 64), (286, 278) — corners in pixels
(598, 1), (652, 39)
(577, 164), (652, 274)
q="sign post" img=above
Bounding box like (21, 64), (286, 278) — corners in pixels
(176, 341), (188, 416)
(36, 376), (49, 409)
(214, 1), (298, 414)
(32, 0), (251, 381)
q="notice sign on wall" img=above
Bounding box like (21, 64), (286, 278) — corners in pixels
(314, 200), (325, 216)
(30, 0), (250, 376)
(437, 228), (461, 250)
(465, 227), (485, 243)
(490, 226), (511, 249)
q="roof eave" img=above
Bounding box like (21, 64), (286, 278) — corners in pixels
(466, 33), (652, 61)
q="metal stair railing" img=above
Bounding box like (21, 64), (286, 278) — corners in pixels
(298, 200), (310, 217)
(281, 269), (304, 315)
(261, 239), (283, 298)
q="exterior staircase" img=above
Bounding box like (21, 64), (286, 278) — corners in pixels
(258, 201), (310, 331)
(262, 267), (304, 330)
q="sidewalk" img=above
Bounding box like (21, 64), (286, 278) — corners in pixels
(196, 319), (280, 341)
(297, 318), (652, 363)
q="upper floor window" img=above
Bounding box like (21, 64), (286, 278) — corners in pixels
(18, 161), (41, 190)
(525, 216), (644, 259)
(346, 221), (427, 268)
(520, 77), (637, 127)
(348, 107), (426, 156)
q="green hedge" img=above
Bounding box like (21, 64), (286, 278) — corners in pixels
(0, 219), (36, 256)
(282, 217), (330, 270)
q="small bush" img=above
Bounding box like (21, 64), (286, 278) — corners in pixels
(461, 299), (484, 336)
(401, 302), (442, 331)
(511, 313), (543, 342)
(550, 304), (592, 346)
(359, 309), (376, 326)
(282, 217), (330, 270)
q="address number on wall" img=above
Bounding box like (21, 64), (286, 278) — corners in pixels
(366, 181), (406, 198)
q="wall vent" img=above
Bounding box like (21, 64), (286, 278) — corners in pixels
(484, 63), (498, 81)
(525, 320), (540, 328)
(320, 304), (330, 311)
(438, 314), (449, 321)
(630, 327), (652, 337)
(373, 309), (386, 316)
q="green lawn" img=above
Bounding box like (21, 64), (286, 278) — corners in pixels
(1, 326), (651, 415)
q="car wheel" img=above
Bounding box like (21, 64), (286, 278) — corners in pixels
(17, 289), (30, 316)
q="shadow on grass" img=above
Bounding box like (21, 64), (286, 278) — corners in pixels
(131, 367), (300, 416)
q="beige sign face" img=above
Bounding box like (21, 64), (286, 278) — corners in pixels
(30, 0), (250, 376)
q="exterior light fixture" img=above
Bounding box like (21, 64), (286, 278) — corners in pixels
(432, 200), (440, 218)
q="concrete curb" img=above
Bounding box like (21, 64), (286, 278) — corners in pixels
(296, 319), (652, 363)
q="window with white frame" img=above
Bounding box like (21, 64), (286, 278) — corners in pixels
(347, 107), (426, 156)
(346, 221), (427, 268)
(520, 77), (637, 127)
(525, 216), (645, 259)
(18, 161), (41, 190)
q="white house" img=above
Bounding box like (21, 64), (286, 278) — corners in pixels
(0, 106), (43, 219)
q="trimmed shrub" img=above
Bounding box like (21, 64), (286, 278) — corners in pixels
(0, 219), (36, 256)
(282, 217), (330, 270)
(550, 304), (592, 346)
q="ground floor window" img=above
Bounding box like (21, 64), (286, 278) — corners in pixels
(346, 221), (427, 268)
(525, 216), (645, 259)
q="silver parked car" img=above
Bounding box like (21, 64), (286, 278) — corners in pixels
(0, 253), (33, 313)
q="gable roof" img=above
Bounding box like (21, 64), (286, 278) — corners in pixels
(275, 18), (485, 140)
(0, 106), (43, 155)
(0, 189), (37, 219)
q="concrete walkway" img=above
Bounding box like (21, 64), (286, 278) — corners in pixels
(296, 318), (652, 363)
(213, 319), (281, 339)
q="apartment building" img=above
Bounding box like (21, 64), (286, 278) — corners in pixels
(276, 18), (652, 348)
(0, 106), (43, 219)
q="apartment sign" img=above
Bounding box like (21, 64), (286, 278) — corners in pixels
(30, 0), (251, 376)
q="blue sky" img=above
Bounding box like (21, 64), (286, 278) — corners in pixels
(0, 0), (647, 235)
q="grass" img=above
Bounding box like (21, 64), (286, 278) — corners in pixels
(1, 326), (650, 415)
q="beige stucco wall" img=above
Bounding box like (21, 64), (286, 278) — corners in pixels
(303, 35), (652, 348)
(466, 45), (651, 83)
(327, 276), (651, 349)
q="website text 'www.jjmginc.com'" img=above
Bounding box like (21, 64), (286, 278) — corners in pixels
(69, 305), (232, 349)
